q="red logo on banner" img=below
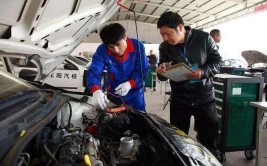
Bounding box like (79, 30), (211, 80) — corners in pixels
(255, 3), (267, 12)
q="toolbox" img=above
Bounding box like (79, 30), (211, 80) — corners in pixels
(213, 74), (264, 162)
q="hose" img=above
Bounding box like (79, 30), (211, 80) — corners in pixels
(67, 100), (72, 126)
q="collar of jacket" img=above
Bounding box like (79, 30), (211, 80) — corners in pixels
(108, 37), (135, 63)
(175, 26), (192, 47)
(107, 37), (135, 63)
(184, 27), (192, 46)
(107, 37), (135, 55)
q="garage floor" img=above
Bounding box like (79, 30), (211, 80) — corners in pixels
(144, 81), (267, 166)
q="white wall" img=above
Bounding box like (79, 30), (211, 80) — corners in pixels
(72, 43), (100, 57)
(204, 10), (267, 62)
(72, 42), (159, 59)
(72, 20), (162, 58)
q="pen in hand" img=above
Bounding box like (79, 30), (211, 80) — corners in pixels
(156, 62), (168, 73)
(166, 61), (173, 67)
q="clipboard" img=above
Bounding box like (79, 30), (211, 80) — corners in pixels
(158, 62), (194, 82)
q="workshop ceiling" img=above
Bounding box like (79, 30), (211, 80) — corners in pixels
(110, 0), (267, 29)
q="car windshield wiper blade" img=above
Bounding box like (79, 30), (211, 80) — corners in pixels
(0, 90), (40, 110)
(14, 90), (38, 96)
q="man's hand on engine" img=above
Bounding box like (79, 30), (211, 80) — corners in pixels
(92, 90), (109, 109)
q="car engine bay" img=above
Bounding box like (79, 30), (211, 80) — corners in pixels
(2, 105), (185, 166)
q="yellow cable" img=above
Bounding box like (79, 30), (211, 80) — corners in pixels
(19, 130), (27, 138)
(84, 154), (91, 166)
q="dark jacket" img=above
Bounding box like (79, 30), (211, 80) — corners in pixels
(157, 28), (222, 103)
(148, 54), (158, 67)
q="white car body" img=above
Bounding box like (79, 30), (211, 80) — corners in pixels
(0, 55), (88, 94)
(0, 0), (123, 79)
(0, 0), (124, 95)
(43, 55), (88, 93)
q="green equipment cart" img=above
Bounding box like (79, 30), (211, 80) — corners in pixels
(145, 67), (156, 90)
(213, 74), (264, 162)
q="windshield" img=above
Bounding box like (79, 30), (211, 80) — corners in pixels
(0, 70), (35, 100)
(222, 59), (248, 68)
(67, 55), (87, 67)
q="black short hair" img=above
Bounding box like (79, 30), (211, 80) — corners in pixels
(157, 11), (184, 29)
(100, 23), (126, 45)
(210, 29), (220, 37)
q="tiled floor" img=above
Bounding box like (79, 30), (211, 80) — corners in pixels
(144, 81), (267, 166)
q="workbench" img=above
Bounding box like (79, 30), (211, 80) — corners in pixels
(250, 102), (267, 166)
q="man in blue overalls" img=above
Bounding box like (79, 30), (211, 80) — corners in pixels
(87, 23), (149, 112)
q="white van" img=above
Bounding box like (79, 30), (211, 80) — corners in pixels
(43, 55), (88, 93)
(0, 55), (89, 95)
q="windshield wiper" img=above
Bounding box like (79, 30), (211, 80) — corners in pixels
(0, 90), (40, 111)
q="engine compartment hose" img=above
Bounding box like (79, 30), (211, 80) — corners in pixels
(84, 154), (91, 166)
(67, 101), (72, 126)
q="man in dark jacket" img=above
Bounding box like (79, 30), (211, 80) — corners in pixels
(210, 29), (221, 50)
(148, 49), (158, 67)
(156, 11), (222, 157)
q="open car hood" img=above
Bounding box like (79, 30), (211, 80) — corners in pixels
(242, 50), (267, 66)
(0, 0), (123, 77)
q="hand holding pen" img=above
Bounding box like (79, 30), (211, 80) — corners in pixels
(156, 61), (172, 74)
(156, 63), (167, 74)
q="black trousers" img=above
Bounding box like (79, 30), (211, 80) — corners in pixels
(170, 95), (219, 155)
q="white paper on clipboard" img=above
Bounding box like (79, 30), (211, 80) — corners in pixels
(158, 62), (193, 82)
